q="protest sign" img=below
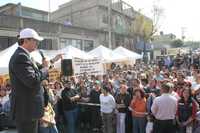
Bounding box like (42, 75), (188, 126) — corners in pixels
(73, 58), (103, 76)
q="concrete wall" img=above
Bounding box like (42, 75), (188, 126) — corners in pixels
(0, 15), (101, 50)
(51, 0), (99, 27)
(1, 4), (48, 21)
(51, 0), (134, 35)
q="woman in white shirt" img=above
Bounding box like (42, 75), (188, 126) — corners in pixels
(100, 85), (116, 133)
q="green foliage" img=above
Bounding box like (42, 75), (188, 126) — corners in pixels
(171, 39), (184, 47)
(131, 13), (153, 42)
(130, 4), (164, 43)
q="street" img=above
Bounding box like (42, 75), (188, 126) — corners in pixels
(0, 130), (16, 133)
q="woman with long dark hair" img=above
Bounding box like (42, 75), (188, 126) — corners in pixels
(176, 87), (198, 133)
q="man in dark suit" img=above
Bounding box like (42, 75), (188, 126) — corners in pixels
(9, 28), (47, 133)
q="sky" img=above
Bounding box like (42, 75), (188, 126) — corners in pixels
(0, 0), (200, 41)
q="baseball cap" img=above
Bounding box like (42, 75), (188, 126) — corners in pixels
(19, 28), (43, 41)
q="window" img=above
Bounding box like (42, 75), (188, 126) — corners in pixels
(60, 38), (82, 49)
(21, 10), (47, 21)
(0, 36), (17, 51)
(72, 39), (82, 49)
(102, 14), (108, 24)
(84, 40), (94, 52)
(115, 15), (122, 26)
(38, 39), (53, 50)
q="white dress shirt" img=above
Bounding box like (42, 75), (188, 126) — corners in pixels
(19, 46), (49, 73)
(171, 91), (180, 100)
(19, 46), (30, 55)
(151, 93), (177, 120)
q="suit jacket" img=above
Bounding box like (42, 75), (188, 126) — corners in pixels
(9, 47), (45, 122)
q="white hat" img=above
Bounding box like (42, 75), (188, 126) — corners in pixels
(19, 28), (43, 41)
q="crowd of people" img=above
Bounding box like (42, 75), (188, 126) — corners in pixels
(1, 27), (200, 133)
(1, 53), (200, 133)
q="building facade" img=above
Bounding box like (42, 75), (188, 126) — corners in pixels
(51, 0), (141, 50)
(0, 3), (48, 21)
(0, 14), (100, 51)
(0, 1), (152, 53)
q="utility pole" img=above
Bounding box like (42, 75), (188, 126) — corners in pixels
(18, 3), (22, 17)
(181, 27), (186, 41)
(108, 0), (112, 49)
(48, 0), (51, 22)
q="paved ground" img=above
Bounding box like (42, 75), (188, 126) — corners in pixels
(0, 130), (16, 133)
(0, 128), (101, 133)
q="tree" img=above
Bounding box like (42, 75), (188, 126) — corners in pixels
(131, 12), (153, 42)
(130, 3), (164, 63)
(131, 4), (164, 42)
(130, 13), (153, 63)
(171, 39), (184, 48)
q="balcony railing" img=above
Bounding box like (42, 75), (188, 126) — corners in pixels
(97, 0), (135, 18)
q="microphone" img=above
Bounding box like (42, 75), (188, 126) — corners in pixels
(39, 49), (54, 69)
(39, 49), (45, 60)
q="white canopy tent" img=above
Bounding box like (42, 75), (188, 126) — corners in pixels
(0, 43), (19, 75)
(88, 45), (127, 63)
(0, 43), (49, 75)
(0, 44), (92, 75)
(42, 45), (93, 68)
(113, 46), (142, 60)
(60, 45), (92, 59)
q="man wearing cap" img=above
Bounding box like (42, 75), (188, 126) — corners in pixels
(9, 28), (49, 133)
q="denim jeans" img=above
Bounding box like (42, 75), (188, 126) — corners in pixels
(132, 116), (146, 133)
(116, 112), (126, 133)
(64, 107), (78, 133)
(39, 125), (58, 133)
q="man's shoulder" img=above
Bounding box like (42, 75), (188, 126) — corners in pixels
(154, 95), (162, 101)
(10, 47), (27, 60)
(154, 94), (176, 101)
(108, 94), (115, 99)
(100, 93), (104, 97)
(9, 48), (20, 67)
(169, 95), (178, 102)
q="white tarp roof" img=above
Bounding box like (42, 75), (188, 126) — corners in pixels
(0, 43), (18, 75)
(88, 45), (127, 62)
(60, 45), (92, 59)
(0, 44), (92, 75)
(0, 43), (18, 68)
(0, 43), (47, 75)
(114, 46), (142, 59)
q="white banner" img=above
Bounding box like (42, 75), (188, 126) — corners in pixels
(73, 58), (104, 76)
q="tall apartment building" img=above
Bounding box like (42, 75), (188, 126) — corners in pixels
(51, 0), (147, 50)
(0, 0), (152, 53)
(0, 3), (99, 51)
(0, 3), (48, 21)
